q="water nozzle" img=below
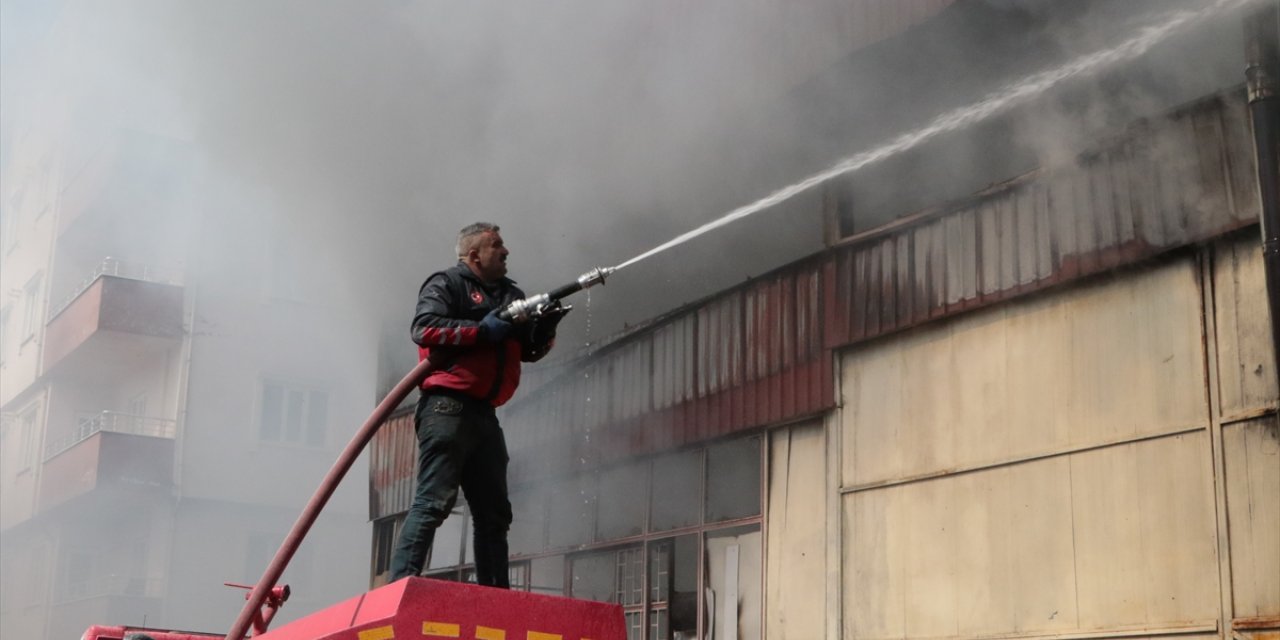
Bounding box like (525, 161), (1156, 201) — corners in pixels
(576, 266), (615, 290)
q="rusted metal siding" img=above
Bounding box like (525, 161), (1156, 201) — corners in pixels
(368, 407), (415, 521)
(826, 92), (1258, 346)
(504, 265), (832, 483)
(374, 90), (1260, 505)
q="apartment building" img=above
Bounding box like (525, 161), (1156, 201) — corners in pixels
(0, 8), (374, 639)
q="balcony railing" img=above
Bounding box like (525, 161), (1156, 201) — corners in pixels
(43, 411), (178, 461)
(49, 257), (182, 322)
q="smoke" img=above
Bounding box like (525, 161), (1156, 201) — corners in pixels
(0, 0), (1253, 635)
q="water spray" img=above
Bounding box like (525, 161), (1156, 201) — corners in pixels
(607, 0), (1255, 275)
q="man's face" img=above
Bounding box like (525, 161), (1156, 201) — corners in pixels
(470, 231), (509, 282)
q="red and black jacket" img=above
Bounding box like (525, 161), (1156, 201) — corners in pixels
(412, 262), (551, 407)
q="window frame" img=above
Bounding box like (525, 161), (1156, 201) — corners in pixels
(256, 379), (330, 447)
(20, 272), (43, 344)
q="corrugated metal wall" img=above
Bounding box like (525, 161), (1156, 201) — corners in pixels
(373, 88), (1261, 514)
(500, 89), (1254, 484)
(824, 92), (1258, 346)
(503, 264), (833, 483)
(368, 408), (414, 521)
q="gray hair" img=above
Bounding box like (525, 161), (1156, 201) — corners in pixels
(456, 222), (500, 258)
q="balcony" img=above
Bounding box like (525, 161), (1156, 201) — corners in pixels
(39, 412), (176, 510)
(43, 259), (184, 376)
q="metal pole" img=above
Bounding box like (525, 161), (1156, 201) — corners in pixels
(223, 357), (436, 640)
(1245, 1), (1280, 388)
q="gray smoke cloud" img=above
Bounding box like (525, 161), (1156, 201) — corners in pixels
(0, 0), (1251, 634)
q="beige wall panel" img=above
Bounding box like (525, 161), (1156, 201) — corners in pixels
(1069, 434), (1218, 630)
(842, 259), (1206, 488)
(766, 423), (828, 639)
(846, 461), (1078, 640)
(949, 312), (1010, 478)
(902, 476), (959, 638)
(1223, 416), (1280, 618)
(1006, 457), (1079, 634)
(844, 435), (1217, 640)
(1214, 237), (1279, 416)
(1003, 301), (1075, 464)
(846, 486), (908, 640)
(845, 334), (906, 485)
(846, 462), (1080, 640)
(900, 332), (958, 486)
(951, 469), (1014, 636)
(1062, 263), (1206, 447)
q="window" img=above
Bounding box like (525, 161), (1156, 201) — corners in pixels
(411, 435), (764, 640)
(259, 381), (328, 446)
(20, 273), (42, 341)
(427, 506), (465, 571)
(18, 406), (38, 470)
(370, 516), (404, 585)
(0, 305), (11, 365)
(529, 555), (565, 596)
(597, 463), (646, 540)
(649, 536), (697, 639)
(705, 526), (762, 640)
(548, 474), (597, 548)
(650, 450), (701, 532)
(508, 484), (548, 556)
(461, 561), (530, 590)
(706, 436), (761, 522)
(570, 537), (699, 640)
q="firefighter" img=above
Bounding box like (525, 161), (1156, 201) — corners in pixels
(388, 222), (565, 586)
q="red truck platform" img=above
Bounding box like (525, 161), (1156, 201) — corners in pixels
(256, 578), (625, 640)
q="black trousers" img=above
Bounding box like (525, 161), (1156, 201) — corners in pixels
(388, 391), (513, 586)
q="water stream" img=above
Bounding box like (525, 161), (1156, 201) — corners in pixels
(610, 0), (1251, 273)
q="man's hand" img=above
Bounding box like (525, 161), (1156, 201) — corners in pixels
(522, 303), (570, 362)
(528, 303), (571, 350)
(535, 303), (571, 338)
(479, 308), (513, 342)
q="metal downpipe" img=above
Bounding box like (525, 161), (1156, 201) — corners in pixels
(1245, 1), (1280, 388)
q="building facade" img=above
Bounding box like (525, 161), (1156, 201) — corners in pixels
(0, 8), (374, 640)
(368, 3), (1279, 640)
